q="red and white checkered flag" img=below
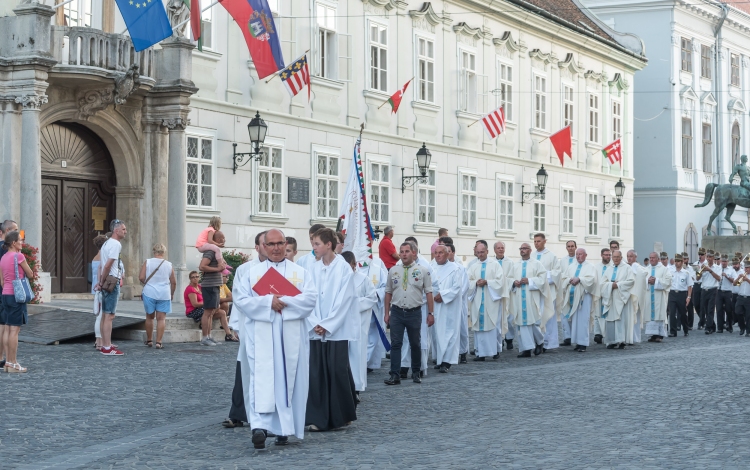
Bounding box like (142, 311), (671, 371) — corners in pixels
(481, 106), (506, 139)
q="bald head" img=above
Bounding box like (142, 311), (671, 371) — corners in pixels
(264, 229), (287, 262)
(575, 247), (587, 263)
(519, 243), (531, 260)
(213, 230), (225, 245)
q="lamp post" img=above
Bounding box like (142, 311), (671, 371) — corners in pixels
(401, 143), (432, 193)
(603, 178), (626, 213)
(232, 111), (268, 174)
(520, 165), (549, 205)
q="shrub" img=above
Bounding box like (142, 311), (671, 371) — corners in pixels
(21, 244), (43, 304)
(222, 249), (251, 290)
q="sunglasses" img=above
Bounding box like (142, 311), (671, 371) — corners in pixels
(190, 275), (200, 279)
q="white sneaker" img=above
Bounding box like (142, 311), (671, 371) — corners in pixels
(208, 337), (220, 345)
(200, 337), (216, 346)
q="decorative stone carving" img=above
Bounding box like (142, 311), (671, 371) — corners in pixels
(15, 94), (48, 110)
(453, 22), (491, 47)
(114, 64), (141, 105)
(528, 49), (556, 70)
(493, 31), (523, 58)
(362, 0), (407, 12)
(409, 2), (451, 33)
(77, 88), (114, 119)
(167, 0), (189, 37)
(608, 73), (630, 92)
(558, 53), (585, 77)
(162, 117), (189, 130)
(584, 70), (608, 84)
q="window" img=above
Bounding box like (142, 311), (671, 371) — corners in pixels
(563, 85), (574, 131)
(702, 123), (713, 173)
(611, 210), (621, 239)
(731, 53), (740, 87)
(459, 50), (477, 113)
(681, 37), (692, 72)
(316, 3), (336, 78)
(417, 168), (436, 224)
(496, 178), (513, 231)
(497, 62), (513, 121)
(534, 75), (547, 130)
(369, 160), (390, 223)
(416, 37), (435, 102)
(460, 172), (477, 228)
(588, 93), (599, 143)
(612, 101), (622, 141)
(316, 153), (339, 218)
(562, 188), (574, 234)
(587, 192), (598, 236)
(63, 0), (92, 27)
(369, 23), (387, 92)
(186, 136), (214, 209)
(533, 200), (546, 233)
(701, 45), (711, 78)
(681, 118), (692, 169)
(201, 6), (213, 49)
(257, 147), (283, 215)
(732, 122), (741, 167)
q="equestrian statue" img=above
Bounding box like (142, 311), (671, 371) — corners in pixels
(696, 154), (750, 235)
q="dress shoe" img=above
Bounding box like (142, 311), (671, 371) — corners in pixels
(697, 325), (704, 330)
(355, 391), (361, 404)
(434, 364), (442, 370)
(384, 373), (401, 385)
(432, 359), (437, 365)
(367, 368), (373, 374)
(275, 436), (289, 446)
(533, 343), (543, 356)
(473, 356), (485, 362)
(705, 329), (713, 335)
(573, 345), (581, 351)
(400, 367), (408, 379)
(542, 348), (548, 353)
(594, 334), (603, 344)
(668, 333), (677, 337)
(252, 429), (268, 449)
(684, 331), (689, 337)
(647, 336), (656, 342)
(420, 370), (425, 378)
(606, 344), (617, 349)
(618, 343), (626, 349)
(654, 337), (662, 342)
(492, 353), (500, 360)
(412, 373), (422, 384)
(577, 346), (587, 352)
(222, 418), (244, 428)
(517, 350), (531, 358)
(459, 353), (467, 364)
(717, 329), (724, 333)
(470, 350), (476, 356)
(505, 339), (514, 350)
(439, 365), (448, 373)
(562, 338), (572, 346)
(727, 327), (734, 333)
(740, 330), (746, 336)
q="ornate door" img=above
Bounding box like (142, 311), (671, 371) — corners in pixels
(685, 223), (699, 262)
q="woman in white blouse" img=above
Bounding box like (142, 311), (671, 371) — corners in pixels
(139, 243), (176, 349)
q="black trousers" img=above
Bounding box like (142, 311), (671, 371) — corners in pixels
(700, 287), (717, 331)
(693, 283), (702, 328)
(733, 293), (739, 327)
(228, 361), (248, 423)
(735, 295), (750, 333)
(389, 305), (422, 374)
(717, 290), (733, 331)
(668, 291), (689, 335)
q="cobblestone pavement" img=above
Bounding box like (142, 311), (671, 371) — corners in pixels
(3, 322), (750, 469)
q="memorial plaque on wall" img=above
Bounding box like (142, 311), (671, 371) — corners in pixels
(288, 177), (310, 204)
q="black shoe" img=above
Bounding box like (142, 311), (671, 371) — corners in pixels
(697, 325), (704, 330)
(562, 338), (572, 346)
(439, 365), (448, 373)
(252, 429), (267, 449)
(434, 363), (442, 370)
(367, 368), (373, 374)
(618, 343), (626, 349)
(684, 331), (689, 337)
(222, 418), (244, 428)
(505, 339), (513, 350)
(413, 373), (422, 384)
(606, 344), (617, 349)
(473, 356), (485, 362)
(355, 391), (361, 404)
(717, 329), (724, 334)
(573, 345), (581, 351)
(705, 329), (713, 335)
(741, 330), (746, 336)
(577, 346), (587, 352)
(275, 436), (289, 446)
(400, 367), (408, 379)
(533, 343), (543, 356)
(386, 352), (390, 359)
(420, 370), (425, 378)
(594, 334), (603, 344)
(459, 353), (467, 364)
(668, 333), (677, 337)
(677, 326), (681, 331)
(542, 348), (548, 353)
(492, 353), (500, 360)
(470, 350), (476, 356)
(432, 359), (437, 365)
(727, 328), (734, 333)
(0, 359), (4, 369)
(384, 373), (401, 385)
(517, 350), (531, 358)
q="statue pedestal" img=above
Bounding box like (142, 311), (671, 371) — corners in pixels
(701, 236), (750, 256)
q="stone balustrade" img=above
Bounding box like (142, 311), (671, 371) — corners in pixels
(50, 26), (154, 78)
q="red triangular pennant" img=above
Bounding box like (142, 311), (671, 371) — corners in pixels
(549, 126), (572, 166)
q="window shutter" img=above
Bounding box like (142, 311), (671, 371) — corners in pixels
(338, 32), (352, 82)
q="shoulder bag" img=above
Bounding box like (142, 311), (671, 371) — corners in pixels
(100, 239), (121, 293)
(13, 253), (33, 304)
(142, 259), (166, 286)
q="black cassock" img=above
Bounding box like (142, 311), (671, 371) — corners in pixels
(305, 339), (357, 431)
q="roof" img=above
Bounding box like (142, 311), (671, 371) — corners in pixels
(521, 0), (615, 42)
(724, 1), (750, 15)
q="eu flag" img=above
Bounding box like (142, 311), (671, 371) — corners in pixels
(115, 0), (173, 52)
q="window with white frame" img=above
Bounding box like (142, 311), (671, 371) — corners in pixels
(459, 50), (477, 113)
(369, 159), (390, 223)
(731, 53), (740, 87)
(496, 177), (513, 231)
(188, 4), (214, 49)
(533, 199), (546, 233)
(186, 135), (214, 209)
(611, 210), (621, 239)
(702, 123), (713, 173)
(315, 2), (336, 79)
(534, 75), (547, 130)
(63, 0), (92, 27)
(417, 168), (437, 225)
(257, 146), (283, 215)
(587, 192), (599, 236)
(497, 61), (513, 121)
(681, 37), (692, 73)
(416, 36), (435, 102)
(561, 188), (574, 234)
(682, 117), (693, 169)
(563, 84), (574, 131)
(612, 100), (622, 141)
(460, 171), (477, 228)
(315, 152), (339, 219)
(369, 22), (387, 92)
(701, 45), (711, 79)
(588, 93), (600, 143)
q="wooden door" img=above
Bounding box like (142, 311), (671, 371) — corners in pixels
(62, 181), (88, 292)
(42, 180), (62, 294)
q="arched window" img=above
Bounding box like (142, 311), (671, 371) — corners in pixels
(732, 121), (741, 167)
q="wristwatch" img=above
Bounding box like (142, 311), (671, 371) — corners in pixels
(427, 312), (433, 315)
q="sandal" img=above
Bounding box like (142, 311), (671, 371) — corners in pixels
(225, 334), (239, 342)
(145, 340), (153, 347)
(7, 362), (27, 373)
(155, 342), (163, 349)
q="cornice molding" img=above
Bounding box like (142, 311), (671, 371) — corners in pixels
(408, 2), (451, 26)
(361, 0), (408, 12)
(452, 22), (492, 40)
(557, 53), (585, 75)
(608, 72), (630, 91)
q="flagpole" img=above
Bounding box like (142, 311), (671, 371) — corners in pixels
(265, 49), (311, 84)
(119, 0), (220, 35)
(378, 77), (414, 109)
(53, 0), (77, 9)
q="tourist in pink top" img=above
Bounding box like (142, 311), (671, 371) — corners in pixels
(195, 216), (229, 269)
(0, 231), (33, 373)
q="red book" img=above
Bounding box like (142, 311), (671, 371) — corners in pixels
(253, 267), (301, 297)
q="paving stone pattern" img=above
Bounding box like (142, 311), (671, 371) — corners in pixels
(3, 325), (750, 469)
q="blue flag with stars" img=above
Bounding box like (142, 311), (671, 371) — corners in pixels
(116, 0), (173, 52)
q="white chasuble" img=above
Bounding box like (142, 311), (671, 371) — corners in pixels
(508, 259), (554, 329)
(432, 261), (464, 364)
(640, 264), (672, 324)
(307, 255), (359, 341)
(349, 271), (378, 391)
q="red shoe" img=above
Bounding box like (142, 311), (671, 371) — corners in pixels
(100, 347), (124, 356)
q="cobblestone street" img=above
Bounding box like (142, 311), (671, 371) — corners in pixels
(3, 324), (750, 469)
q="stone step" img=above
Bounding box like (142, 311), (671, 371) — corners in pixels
(52, 293), (96, 300)
(113, 327), (232, 344)
(118, 316), (222, 331)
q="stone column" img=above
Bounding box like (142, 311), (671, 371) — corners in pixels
(164, 117), (189, 300)
(15, 93), (47, 254)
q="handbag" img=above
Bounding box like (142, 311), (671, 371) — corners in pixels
(142, 259), (166, 286)
(12, 253), (33, 304)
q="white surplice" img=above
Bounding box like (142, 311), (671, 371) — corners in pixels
(495, 257), (516, 345)
(456, 261), (470, 355)
(641, 263), (672, 336)
(468, 259), (506, 357)
(507, 259), (553, 352)
(349, 271), (378, 391)
(232, 259), (317, 439)
(628, 262), (648, 344)
(295, 251), (317, 273)
(600, 262), (636, 346)
(557, 261), (598, 347)
(592, 262), (610, 338)
(362, 260), (388, 370)
(535, 249), (562, 349)
(307, 255), (359, 341)
(432, 261), (464, 365)
(560, 255), (576, 341)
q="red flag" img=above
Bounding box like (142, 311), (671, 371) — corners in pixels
(602, 139), (623, 168)
(189, 0), (201, 42)
(549, 126), (572, 166)
(388, 78), (413, 113)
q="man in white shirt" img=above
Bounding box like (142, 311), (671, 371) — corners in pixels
(716, 253), (737, 334)
(667, 253), (693, 337)
(95, 219), (127, 356)
(699, 251), (723, 334)
(733, 259), (750, 337)
(682, 251), (696, 331)
(694, 248), (707, 329)
(731, 256), (742, 333)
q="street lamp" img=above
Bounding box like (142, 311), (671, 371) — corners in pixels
(401, 143), (432, 193)
(603, 178), (626, 213)
(520, 165), (549, 205)
(232, 111), (268, 173)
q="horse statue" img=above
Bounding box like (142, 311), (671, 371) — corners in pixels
(696, 155), (750, 235)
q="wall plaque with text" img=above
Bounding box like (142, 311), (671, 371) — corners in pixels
(288, 177), (310, 204)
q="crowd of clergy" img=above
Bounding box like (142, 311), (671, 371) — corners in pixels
(226, 224), (750, 450)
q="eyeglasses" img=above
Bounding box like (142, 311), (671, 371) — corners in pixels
(264, 242), (286, 248)
(190, 275), (200, 279)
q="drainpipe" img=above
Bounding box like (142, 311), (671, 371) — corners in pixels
(714, 3), (729, 235)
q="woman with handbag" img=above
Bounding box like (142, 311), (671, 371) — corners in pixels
(138, 243), (176, 349)
(0, 231), (33, 373)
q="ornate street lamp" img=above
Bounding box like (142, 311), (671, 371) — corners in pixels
(401, 143), (432, 193)
(232, 111), (268, 173)
(520, 165), (549, 205)
(603, 178), (626, 213)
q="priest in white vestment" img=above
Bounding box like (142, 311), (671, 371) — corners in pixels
(431, 245), (464, 372)
(600, 250), (636, 349)
(468, 241), (506, 360)
(642, 252), (673, 342)
(232, 229), (317, 448)
(559, 240), (578, 345)
(626, 250), (648, 344)
(557, 248), (598, 352)
(494, 241), (516, 352)
(363, 259), (388, 371)
(508, 243), (553, 357)
(592, 248), (611, 344)
(450, 246), (471, 363)
(533, 233), (562, 351)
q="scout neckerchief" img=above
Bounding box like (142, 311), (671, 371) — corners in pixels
(401, 263), (413, 291)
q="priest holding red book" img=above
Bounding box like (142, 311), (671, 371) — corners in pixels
(232, 229), (317, 450)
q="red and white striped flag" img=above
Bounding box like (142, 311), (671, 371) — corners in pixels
(280, 55), (310, 101)
(481, 106), (506, 139)
(602, 139), (622, 168)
